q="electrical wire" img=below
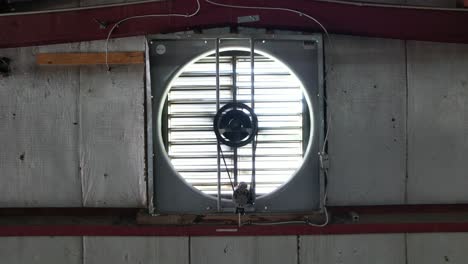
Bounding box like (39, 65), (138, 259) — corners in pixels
(245, 208), (329, 227)
(104, 0), (334, 153)
(245, 159), (330, 227)
(204, 0), (331, 42)
(249, 132), (258, 199)
(243, 160), (330, 227)
(245, 191), (329, 227)
(203, 0), (333, 158)
(203, 0), (332, 227)
(1, 0), (466, 17)
(315, 0), (467, 11)
(322, 107), (332, 154)
(246, 211), (329, 227)
(104, 0), (201, 70)
(102, 0), (332, 226)
(308, 184), (329, 228)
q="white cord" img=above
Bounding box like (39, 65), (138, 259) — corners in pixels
(104, 0), (201, 70)
(315, 0), (467, 11)
(308, 187), (329, 227)
(204, 0), (331, 41)
(204, 0), (334, 155)
(1, 0), (466, 17)
(246, 188), (329, 227)
(246, 209), (329, 227)
(322, 108), (332, 154)
(203, 0), (331, 228)
(103, 0), (332, 227)
(243, 188), (329, 226)
(249, 220), (309, 226)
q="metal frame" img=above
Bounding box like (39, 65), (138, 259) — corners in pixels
(249, 38), (257, 204)
(144, 40), (154, 214)
(148, 32), (325, 214)
(316, 37), (326, 212)
(215, 38), (222, 211)
(232, 55), (238, 187)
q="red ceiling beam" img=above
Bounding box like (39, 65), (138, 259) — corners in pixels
(330, 204), (468, 214)
(1, 204), (468, 216)
(0, 205), (468, 236)
(1, 0), (468, 48)
(1, 222), (468, 236)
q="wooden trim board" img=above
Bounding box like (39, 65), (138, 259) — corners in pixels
(36, 52), (144, 65)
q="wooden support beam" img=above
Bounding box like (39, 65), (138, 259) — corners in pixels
(136, 212), (324, 226)
(137, 213), (199, 225)
(36, 52), (144, 65)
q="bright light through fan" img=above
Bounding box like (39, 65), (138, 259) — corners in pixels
(165, 49), (310, 197)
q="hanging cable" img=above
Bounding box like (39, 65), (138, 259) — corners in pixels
(104, 0), (334, 158)
(204, 0), (334, 166)
(204, 0), (332, 227)
(244, 180), (329, 227)
(204, 0), (331, 41)
(103, 0), (332, 225)
(105, 0), (201, 70)
(1, 0), (466, 17)
(245, 190), (329, 227)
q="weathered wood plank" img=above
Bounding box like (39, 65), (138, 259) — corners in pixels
(137, 212), (323, 225)
(36, 52), (144, 65)
(137, 213), (199, 225)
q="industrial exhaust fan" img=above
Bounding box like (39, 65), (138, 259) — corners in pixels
(149, 33), (325, 214)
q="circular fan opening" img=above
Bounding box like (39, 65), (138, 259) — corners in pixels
(162, 48), (313, 198)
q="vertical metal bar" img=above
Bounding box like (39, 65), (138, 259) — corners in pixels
(316, 35), (326, 211)
(216, 38), (222, 212)
(233, 56), (237, 104)
(250, 38), (256, 203)
(144, 40), (154, 214)
(232, 56), (238, 186)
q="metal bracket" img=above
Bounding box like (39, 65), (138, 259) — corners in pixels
(319, 152), (329, 170)
(237, 15), (260, 24)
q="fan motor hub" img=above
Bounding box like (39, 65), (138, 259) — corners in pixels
(213, 103), (258, 148)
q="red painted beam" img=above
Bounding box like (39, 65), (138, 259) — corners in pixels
(330, 204), (468, 215)
(1, 204), (467, 216)
(1, 222), (468, 236)
(0, 205), (468, 236)
(1, 0), (468, 48)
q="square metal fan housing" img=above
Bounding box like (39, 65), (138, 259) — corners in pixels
(148, 33), (325, 214)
